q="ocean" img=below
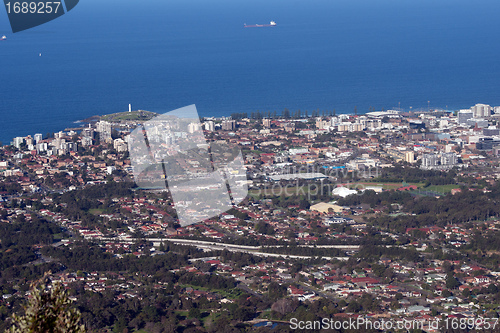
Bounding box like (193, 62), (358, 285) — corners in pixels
(1, 0), (500, 144)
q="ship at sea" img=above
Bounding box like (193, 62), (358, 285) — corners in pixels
(244, 21), (276, 28)
(1, 36), (6, 41)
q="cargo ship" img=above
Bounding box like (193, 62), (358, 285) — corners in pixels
(244, 21), (276, 28)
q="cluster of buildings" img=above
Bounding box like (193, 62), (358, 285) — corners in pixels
(3, 105), (500, 326)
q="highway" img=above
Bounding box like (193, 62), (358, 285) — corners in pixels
(96, 237), (357, 261)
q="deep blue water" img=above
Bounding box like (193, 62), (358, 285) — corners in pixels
(1, 0), (500, 143)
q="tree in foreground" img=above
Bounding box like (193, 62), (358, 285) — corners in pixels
(8, 273), (85, 333)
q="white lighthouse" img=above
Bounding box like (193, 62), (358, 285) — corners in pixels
(129, 104), (132, 112)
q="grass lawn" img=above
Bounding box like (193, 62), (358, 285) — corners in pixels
(242, 149), (264, 155)
(179, 284), (243, 300)
(423, 184), (460, 193)
(249, 181), (431, 199)
(88, 208), (104, 215)
(101, 110), (158, 122)
(174, 310), (189, 316)
(52, 233), (64, 241)
(348, 182), (424, 190)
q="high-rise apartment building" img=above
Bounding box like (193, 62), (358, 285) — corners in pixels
(457, 110), (473, 124)
(441, 152), (457, 166)
(405, 151), (415, 163)
(471, 103), (492, 118)
(96, 121), (112, 143)
(222, 120), (236, 131)
(34, 133), (43, 143)
(204, 121), (215, 131)
(421, 154), (439, 168)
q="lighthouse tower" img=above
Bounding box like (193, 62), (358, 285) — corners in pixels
(129, 104), (132, 112)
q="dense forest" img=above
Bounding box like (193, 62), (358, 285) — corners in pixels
(357, 244), (422, 263)
(40, 240), (198, 274)
(0, 215), (62, 281)
(367, 189), (500, 233)
(4, 164), (500, 331)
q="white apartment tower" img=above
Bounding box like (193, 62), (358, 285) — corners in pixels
(34, 133), (43, 143)
(421, 154), (439, 168)
(471, 103), (492, 118)
(187, 122), (201, 134)
(81, 136), (93, 147)
(204, 121), (215, 132)
(405, 151), (415, 163)
(96, 121), (112, 143)
(458, 110), (474, 124)
(441, 152), (458, 166)
(222, 120), (236, 131)
(113, 138), (128, 152)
